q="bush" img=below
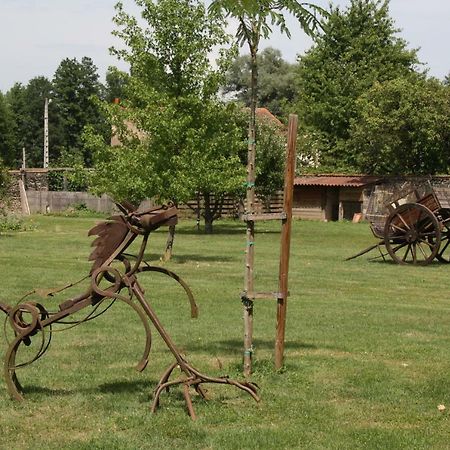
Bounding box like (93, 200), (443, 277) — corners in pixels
(0, 211), (28, 232)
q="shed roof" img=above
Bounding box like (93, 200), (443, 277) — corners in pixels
(294, 175), (381, 187)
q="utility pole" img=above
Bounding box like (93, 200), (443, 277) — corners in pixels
(43, 97), (49, 168)
(22, 147), (26, 169)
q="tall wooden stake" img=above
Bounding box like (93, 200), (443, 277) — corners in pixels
(275, 114), (298, 369)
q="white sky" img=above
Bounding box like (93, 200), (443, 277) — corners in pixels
(0, 0), (449, 92)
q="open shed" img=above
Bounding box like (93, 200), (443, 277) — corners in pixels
(293, 175), (381, 221)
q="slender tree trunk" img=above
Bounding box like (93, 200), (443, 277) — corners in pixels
(243, 36), (258, 377)
(204, 192), (214, 234)
(196, 191), (201, 231)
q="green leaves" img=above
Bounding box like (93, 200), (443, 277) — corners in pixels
(294, 0), (420, 173)
(348, 76), (450, 175)
(209, 1), (326, 51)
(87, 0), (247, 231)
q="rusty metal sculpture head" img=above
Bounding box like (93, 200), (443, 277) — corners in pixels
(88, 204), (177, 273)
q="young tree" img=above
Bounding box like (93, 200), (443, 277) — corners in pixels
(209, 1), (325, 182)
(348, 76), (450, 175)
(209, 0), (325, 376)
(294, 0), (420, 172)
(87, 0), (243, 233)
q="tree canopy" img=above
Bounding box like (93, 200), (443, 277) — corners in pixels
(87, 0), (246, 232)
(348, 76), (450, 175)
(0, 92), (16, 167)
(53, 57), (108, 166)
(294, 0), (420, 172)
(5, 77), (56, 167)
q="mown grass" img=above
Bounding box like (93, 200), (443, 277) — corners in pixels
(1, 215), (450, 449)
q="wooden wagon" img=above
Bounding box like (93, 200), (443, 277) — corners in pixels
(348, 182), (450, 265)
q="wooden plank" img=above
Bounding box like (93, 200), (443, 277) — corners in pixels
(242, 291), (288, 300)
(240, 212), (287, 221)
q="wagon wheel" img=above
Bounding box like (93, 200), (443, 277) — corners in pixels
(435, 213), (450, 263)
(383, 203), (441, 265)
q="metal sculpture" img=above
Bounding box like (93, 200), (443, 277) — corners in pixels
(0, 203), (259, 419)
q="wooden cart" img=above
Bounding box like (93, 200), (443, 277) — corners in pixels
(348, 182), (450, 265)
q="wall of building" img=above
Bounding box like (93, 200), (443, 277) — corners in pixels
(293, 186), (325, 220)
(26, 191), (115, 214)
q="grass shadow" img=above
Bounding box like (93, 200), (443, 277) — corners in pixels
(141, 252), (235, 263)
(194, 338), (317, 355)
(22, 385), (74, 396)
(174, 223), (280, 236)
(98, 379), (155, 394)
(22, 379), (158, 398)
(367, 258), (444, 267)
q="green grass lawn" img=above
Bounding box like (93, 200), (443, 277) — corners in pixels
(1, 215), (450, 449)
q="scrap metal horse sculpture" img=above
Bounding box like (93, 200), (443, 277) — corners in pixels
(0, 204), (259, 419)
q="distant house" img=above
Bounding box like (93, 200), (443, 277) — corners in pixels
(293, 175), (381, 221)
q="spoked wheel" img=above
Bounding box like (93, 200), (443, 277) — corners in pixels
(435, 215), (450, 263)
(384, 203), (441, 265)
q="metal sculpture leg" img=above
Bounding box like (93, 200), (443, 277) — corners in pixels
(132, 281), (260, 420)
(4, 337), (25, 401)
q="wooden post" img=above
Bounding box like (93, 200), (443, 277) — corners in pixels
(19, 179), (30, 216)
(275, 114), (298, 369)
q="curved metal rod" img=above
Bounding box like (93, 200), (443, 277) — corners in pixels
(138, 265), (198, 319)
(115, 295), (152, 372)
(50, 299), (116, 329)
(150, 359), (260, 419)
(91, 267), (152, 372)
(4, 334), (25, 401)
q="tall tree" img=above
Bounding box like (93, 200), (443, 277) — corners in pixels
(294, 0), (420, 172)
(87, 0), (243, 233)
(224, 47), (297, 117)
(0, 92), (16, 167)
(348, 76), (450, 174)
(53, 57), (107, 166)
(6, 77), (56, 168)
(104, 66), (130, 103)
